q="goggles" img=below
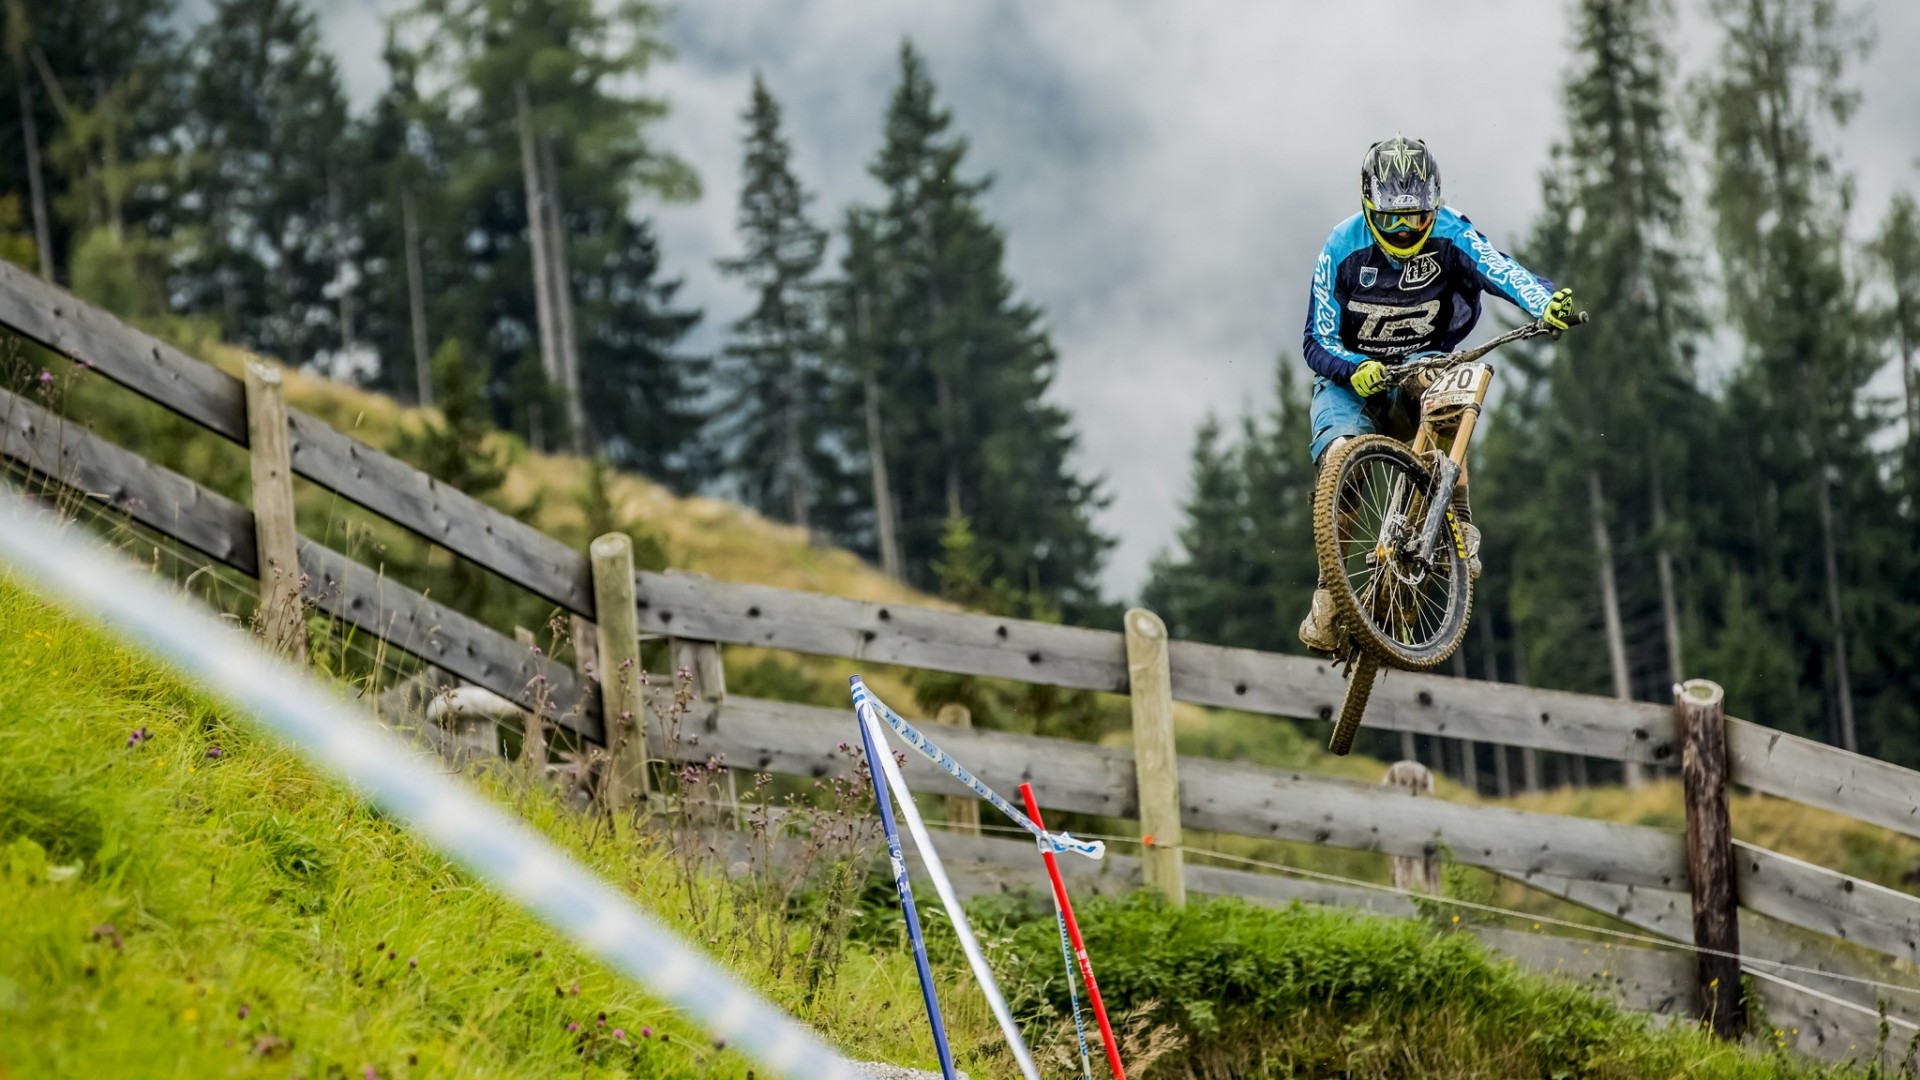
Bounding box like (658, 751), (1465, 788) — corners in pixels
(1367, 206), (1434, 237)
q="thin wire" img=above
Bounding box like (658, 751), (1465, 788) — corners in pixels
(916, 818), (1920, 1003)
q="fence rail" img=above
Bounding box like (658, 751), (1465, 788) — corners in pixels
(5, 266), (1920, 1060)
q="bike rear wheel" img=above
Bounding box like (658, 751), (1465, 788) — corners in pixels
(1314, 435), (1472, 670)
(1329, 653), (1378, 756)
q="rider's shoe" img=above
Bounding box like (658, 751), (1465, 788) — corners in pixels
(1298, 587), (1339, 655)
(1463, 522), (1483, 581)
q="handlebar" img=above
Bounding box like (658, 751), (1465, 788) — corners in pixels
(1383, 311), (1590, 387)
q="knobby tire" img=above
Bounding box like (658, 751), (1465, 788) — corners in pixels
(1329, 653), (1378, 756)
(1313, 434), (1473, 670)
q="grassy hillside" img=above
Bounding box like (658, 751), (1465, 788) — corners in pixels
(0, 573), (1007, 1078)
(2, 572), (1892, 1079)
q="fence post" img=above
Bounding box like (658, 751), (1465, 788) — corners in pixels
(936, 704), (981, 835)
(1125, 607), (1185, 906)
(1677, 678), (1743, 1039)
(591, 533), (645, 809)
(243, 360), (305, 661)
(1382, 761), (1439, 893)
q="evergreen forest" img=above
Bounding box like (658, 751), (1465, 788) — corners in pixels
(2, 0), (1917, 777)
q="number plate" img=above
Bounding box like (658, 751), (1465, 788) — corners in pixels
(1422, 362), (1491, 412)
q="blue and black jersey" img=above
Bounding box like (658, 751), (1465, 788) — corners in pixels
(1301, 207), (1556, 388)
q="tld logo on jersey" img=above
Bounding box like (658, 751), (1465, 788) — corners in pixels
(1399, 254), (1441, 290)
(1350, 300), (1441, 348)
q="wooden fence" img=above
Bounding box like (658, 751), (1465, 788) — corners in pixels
(2, 261), (1918, 1065)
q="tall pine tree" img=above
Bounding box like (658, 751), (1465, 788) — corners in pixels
(715, 75), (841, 534)
(1481, 0), (1706, 753)
(833, 42), (1111, 618)
(175, 0), (351, 366)
(1696, 0), (1885, 751)
(402, 0), (707, 480)
(1144, 359), (1317, 654)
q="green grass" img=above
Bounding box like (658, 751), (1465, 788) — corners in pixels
(0, 575), (1006, 1078)
(979, 891), (1900, 1079)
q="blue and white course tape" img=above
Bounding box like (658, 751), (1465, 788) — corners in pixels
(0, 496), (861, 1080)
(850, 675), (1105, 860)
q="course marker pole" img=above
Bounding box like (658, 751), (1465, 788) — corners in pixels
(1021, 782), (1128, 1079)
(855, 699), (958, 1080)
(860, 701), (1043, 1080)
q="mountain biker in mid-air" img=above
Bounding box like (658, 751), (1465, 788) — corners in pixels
(1296, 135), (1577, 654)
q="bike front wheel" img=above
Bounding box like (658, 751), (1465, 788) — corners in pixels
(1314, 435), (1472, 670)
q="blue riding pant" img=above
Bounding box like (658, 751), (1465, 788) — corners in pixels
(1307, 375), (1423, 464)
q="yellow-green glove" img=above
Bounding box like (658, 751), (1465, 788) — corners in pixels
(1543, 287), (1576, 331)
(1351, 360), (1388, 397)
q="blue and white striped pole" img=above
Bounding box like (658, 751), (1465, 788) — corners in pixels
(0, 496), (862, 1080)
(858, 692), (1043, 1080)
(855, 693), (959, 1080)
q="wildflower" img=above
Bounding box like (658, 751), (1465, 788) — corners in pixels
(363, 1067), (377, 1080)
(613, 1028), (626, 1041)
(640, 1026), (653, 1039)
(37, 370), (51, 385)
(713, 1036), (727, 1051)
(238, 1005), (249, 1020)
(387, 950), (396, 961)
(125, 727), (152, 748)
(408, 958), (417, 970)
(206, 745), (224, 760)
(567, 1022), (579, 1033)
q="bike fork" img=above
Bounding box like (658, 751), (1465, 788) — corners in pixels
(1414, 456), (1462, 566)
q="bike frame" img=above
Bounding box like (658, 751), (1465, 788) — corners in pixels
(1378, 318), (1575, 574)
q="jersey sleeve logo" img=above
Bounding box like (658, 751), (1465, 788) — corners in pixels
(1398, 253), (1441, 290)
(1464, 230), (1552, 311)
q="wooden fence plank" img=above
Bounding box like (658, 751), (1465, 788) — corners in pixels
(296, 540), (598, 743)
(0, 261), (247, 441)
(284, 410), (593, 614)
(1752, 969), (1920, 1067)
(633, 568), (1129, 692)
(1737, 842), (1920, 966)
(0, 388), (257, 571)
(0, 268), (595, 615)
(1727, 719), (1920, 843)
(700, 694), (1687, 890)
(1176, 756), (1689, 890)
(0, 392), (597, 742)
(1516, 871), (1920, 1023)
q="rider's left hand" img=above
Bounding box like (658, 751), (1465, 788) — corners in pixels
(1543, 288), (1577, 331)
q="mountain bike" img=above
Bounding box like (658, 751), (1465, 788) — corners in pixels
(1317, 312), (1588, 755)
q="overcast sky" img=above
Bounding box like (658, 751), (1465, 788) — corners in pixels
(311, 0), (1920, 599)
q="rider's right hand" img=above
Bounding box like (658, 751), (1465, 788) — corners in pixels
(1351, 360), (1388, 397)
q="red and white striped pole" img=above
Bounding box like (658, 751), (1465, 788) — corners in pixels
(1019, 783), (1127, 1079)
